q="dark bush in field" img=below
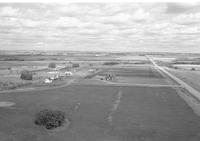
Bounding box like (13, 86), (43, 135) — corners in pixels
(191, 68), (196, 71)
(34, 109), (66, 130)
(48, 62), (56, 68)
(20, 70), (33, 80)
(72, 63), (79, 68)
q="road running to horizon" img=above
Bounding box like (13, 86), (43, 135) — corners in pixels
(147, 56), (200, 102)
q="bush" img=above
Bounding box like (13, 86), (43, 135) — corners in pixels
(20, 70), (32, 80)
(191, 68), (196, 71)
(48, 62), (56, 68)
(72, 63), (79, 68)
(34, 109), (66, 130)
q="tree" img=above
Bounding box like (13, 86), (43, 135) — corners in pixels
(34, 109), (66, 130)
(48, 62), (56, 68)
(20, 70), (33, 80)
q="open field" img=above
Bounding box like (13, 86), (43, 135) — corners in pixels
(1, 51), (200, 140)
(85, 65), (173, 85)
(99, 66), (163, 78)
(167, 68), (200, 92)
(0, 85), (200, 141)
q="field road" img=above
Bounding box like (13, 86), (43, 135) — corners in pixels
(0, 79), (76, 94)
(73, 81), (182, 88)
(147, 56), (200, 101)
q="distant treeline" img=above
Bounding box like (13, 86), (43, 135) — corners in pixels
(172, 58), (200, 65)
(103, 62), (120, 65)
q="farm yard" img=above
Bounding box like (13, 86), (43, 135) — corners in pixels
(1, 51), (200, 141)
(0, 58), (93, 91)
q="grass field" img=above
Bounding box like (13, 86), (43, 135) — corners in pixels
(93, 66), (170, 85)
(168, 68), (200, 92)
(1, 53), (200, 141)
(99, 66), (163, 78)
(0, 85), (200, 141)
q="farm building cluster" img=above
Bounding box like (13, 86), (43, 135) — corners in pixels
(44, 71), (73, 84)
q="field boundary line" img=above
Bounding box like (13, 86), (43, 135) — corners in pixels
(0, 79), (76, 94)
(107, 90), (122, 126)
(72, 82), (182, 88)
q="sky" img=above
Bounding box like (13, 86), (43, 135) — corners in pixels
(0, 3), (200, 53)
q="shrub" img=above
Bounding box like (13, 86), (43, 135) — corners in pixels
(191, 68), (196, 71)
(48, 62), (56, 68)
(20, 70), (32, 80)
(72, 63), (79, 68)
(34, 109), (66, 130)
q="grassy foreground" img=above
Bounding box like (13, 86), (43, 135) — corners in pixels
(0, 85), (200, 141)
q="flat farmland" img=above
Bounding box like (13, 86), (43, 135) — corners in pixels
(0, 85), (200, 141)
(168, 68), (200, 92)
(93, 65), (172, 85)
(0, 53), (200, 141)
(100, 66), (163, 78)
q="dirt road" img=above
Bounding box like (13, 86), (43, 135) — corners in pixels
(147, 56), (200, 101)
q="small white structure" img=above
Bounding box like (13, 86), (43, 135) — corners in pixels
(65, 71), (73, 76)
(88, 69), (95, 72)
(48, 71), (59, 74)
(49, 76), (55, 80)
(44, 78), (52, 83)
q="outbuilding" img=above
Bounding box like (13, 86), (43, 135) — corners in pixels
(65, 71), (73, 76)
(44, 78), (52, 83)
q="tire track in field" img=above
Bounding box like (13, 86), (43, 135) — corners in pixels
(107, 90), (122, 126)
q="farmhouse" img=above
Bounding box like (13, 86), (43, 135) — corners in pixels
(64, 71), (73, 76)
(88, 69), (95, 72)
(44, 78), (52, 83)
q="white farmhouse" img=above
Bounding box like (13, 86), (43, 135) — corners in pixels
(65, 71), (73, 76)
(44, 78), (52, 83)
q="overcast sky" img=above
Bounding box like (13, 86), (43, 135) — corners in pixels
(0, 3), (200, 52)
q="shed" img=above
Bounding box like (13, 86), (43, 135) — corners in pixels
(65, 71), (73, 76)
(44, 78), (52, 83)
